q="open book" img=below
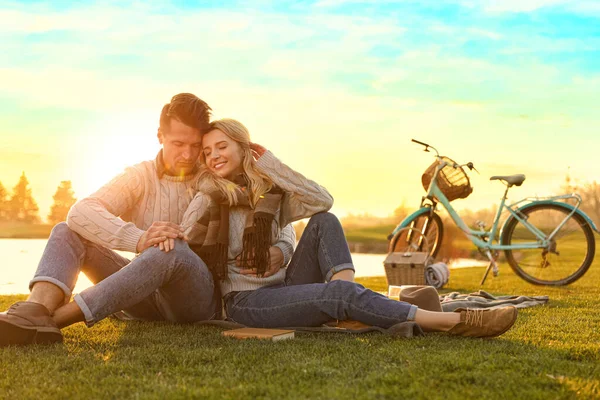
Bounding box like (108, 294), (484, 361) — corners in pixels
(222, 328), (295, 341)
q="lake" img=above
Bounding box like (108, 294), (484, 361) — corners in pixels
(0, 239), (486, 295)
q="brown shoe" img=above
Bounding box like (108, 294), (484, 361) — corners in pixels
(447, 306), (518, 338)
(0, 301), (63, 346)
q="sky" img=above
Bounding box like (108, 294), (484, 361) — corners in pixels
(1, 0), (599, 221)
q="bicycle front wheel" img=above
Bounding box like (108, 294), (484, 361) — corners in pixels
(501, 204), (595, 286)
(390, 212), (443, 259)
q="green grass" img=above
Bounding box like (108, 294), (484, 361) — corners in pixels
(344, 224), (396, 244)
(2, 250), (600, 399)
(0, 223), (53, 239)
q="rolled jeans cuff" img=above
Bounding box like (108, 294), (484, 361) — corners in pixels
(324, 263), (355, 282)
(406, 304), (418, 321)
(73, 294), (96, 328)
(29, 276), (72, 305)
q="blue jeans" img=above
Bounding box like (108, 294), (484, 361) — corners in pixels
(31, 223), (217, 327)
(225, 213), (417, 328)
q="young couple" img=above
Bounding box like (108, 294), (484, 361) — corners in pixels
(0, 93), (517, 347)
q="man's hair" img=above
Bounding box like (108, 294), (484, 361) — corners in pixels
(159, 93), (212, 134)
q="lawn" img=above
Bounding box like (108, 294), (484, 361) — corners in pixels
(0, 223), (53, 239)
(1, 249), (599, 399)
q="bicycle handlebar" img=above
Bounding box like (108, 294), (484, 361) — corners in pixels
(412, 139), (478, 173)
(412, 138), (439, 156)
(411, 139), (430, 147)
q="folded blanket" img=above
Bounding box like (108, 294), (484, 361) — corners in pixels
(440, 290), (549, 312)
(425, 262), (449, 288)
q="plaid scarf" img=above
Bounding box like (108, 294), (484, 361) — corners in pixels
(190, 175), (283, 281)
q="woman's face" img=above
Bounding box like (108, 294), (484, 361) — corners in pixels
(202, 128), (245, 180)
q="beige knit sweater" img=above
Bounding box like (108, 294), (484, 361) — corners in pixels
(66, 152), (296, 259)
(181, 151), (334, 296)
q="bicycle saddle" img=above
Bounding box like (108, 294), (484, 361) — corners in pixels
(490, 174), (526, 187)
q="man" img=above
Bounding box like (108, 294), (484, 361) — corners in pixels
(0, 93), (250, 346)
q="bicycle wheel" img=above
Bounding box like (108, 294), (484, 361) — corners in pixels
(501, 204), (595, 286)
(390, 211), (443, 259)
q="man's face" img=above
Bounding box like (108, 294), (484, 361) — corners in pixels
(158, 118), (203, 176)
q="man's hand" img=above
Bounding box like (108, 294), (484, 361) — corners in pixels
(237, 246), (284, 278)
(136, 221), (184, 253)
(249, 142), (268, 161)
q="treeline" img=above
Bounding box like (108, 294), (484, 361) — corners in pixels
(0, 172), (76, 225)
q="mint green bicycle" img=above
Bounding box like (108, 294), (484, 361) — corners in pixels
(388, 139), (599, 286)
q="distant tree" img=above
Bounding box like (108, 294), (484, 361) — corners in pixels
(560, 170), (578, 194)
(0, 181), (8, 221)
(581, 181), (600, 225)
(8, 172), (40, 223)
(393, 201), (410, 222)
(559, 173), (599, 225)
(48, 181), (77, 225)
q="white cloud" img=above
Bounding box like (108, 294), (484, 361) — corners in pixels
(1, 1), (599, 217)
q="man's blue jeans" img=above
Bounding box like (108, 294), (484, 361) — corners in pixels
(225, 213), (417, 328)
(30, 223), (217, 327)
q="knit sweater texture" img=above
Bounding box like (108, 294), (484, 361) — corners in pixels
(67, 152), (296, 261)
(66, 154), (202, 253)
(181, 150), (334, 296)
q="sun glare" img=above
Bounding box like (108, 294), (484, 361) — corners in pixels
(69, 113), (161, 198)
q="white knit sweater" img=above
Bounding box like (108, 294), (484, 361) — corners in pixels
(181, 151), (334, 296)
(66, 152), (296, 260)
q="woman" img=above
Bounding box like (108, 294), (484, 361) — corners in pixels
(175, 119), (517, 337)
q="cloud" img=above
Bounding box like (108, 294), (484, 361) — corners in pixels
(1, 1), (599, 217)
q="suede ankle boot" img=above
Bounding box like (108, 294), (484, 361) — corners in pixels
(447, 306), (518, 338)
(0, 301), (63, 346)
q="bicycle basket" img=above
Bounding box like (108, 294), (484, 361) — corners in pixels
(421, 156), (473, 202)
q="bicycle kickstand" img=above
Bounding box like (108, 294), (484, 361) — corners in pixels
(480, 250), (499, 286)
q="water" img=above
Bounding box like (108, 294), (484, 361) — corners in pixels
(0, 239), (486, 295)
(0, 239), (131, 296)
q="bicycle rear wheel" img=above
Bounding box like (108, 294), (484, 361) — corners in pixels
(501, 204), (595, 286)
(390, 212), (443, 259)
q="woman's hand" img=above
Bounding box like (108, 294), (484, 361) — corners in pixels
(237, 246), (284, 277)
(249, 142), (267, 161)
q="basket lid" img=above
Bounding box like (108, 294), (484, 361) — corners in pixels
(384, 252), (429, 265)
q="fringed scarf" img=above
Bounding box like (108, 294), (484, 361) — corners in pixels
(190, 175), (283, 281)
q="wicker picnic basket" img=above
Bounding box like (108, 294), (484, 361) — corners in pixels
(421, 156), (473, 202)
(384, 228), (430, 286)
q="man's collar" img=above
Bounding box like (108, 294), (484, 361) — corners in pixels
(155, 149), (199, 179)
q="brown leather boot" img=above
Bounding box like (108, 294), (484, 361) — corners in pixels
(0, 301), (63, 346)
(447, 306), (518, 338)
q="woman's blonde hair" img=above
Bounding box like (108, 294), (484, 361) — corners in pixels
(198, 118), (273, 206)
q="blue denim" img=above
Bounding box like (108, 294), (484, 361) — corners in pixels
(225, 213), (418, 328)
(31, 223), (217, 327)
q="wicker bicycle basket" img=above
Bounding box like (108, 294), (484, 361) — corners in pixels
(421, 156), (473, 202)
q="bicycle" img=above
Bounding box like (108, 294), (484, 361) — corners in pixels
(388, 139), (599, 286)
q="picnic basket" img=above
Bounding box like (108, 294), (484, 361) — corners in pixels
(384, 228), (430, 286)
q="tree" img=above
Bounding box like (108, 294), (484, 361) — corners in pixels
(0, 181), (8, 221)
(8, 172), (40, 223)
(581, 181), (600, 225)
(48, 181), (77, 225)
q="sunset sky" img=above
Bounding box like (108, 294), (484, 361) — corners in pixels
(1, 0), (599, 221)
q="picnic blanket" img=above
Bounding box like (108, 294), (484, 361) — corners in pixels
(440, 290), (549, 312)
(195, 319), (424, 338)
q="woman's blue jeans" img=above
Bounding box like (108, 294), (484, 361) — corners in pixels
(225, 213), (417, 328)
